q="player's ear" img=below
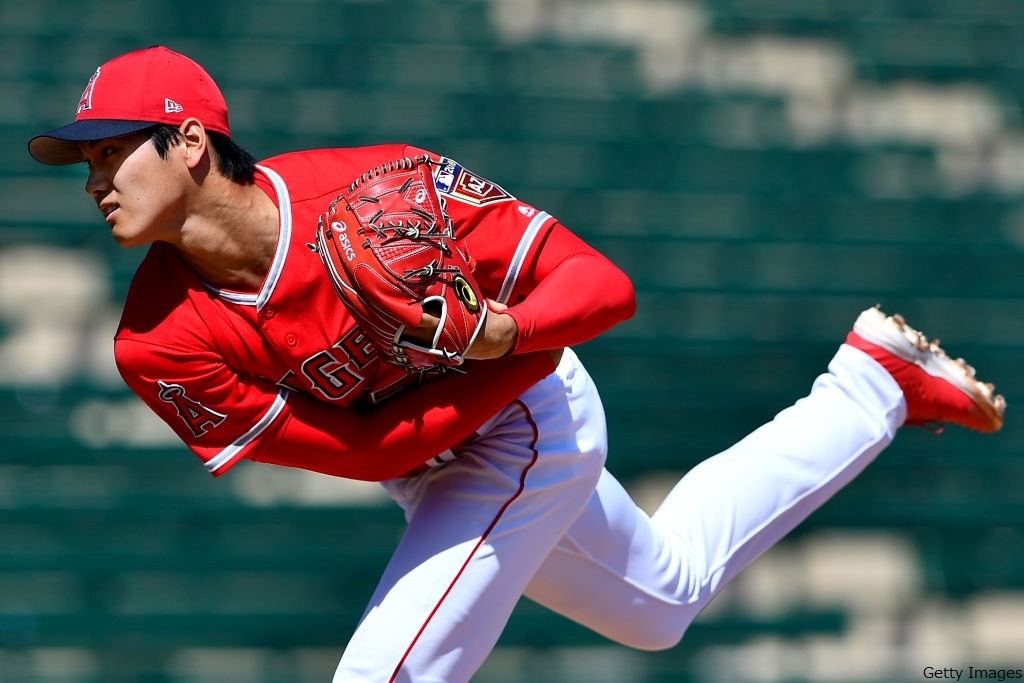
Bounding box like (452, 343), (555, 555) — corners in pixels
(178, 118), (208, 169)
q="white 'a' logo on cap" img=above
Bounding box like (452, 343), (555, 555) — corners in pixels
(165, 98), (184, 114)
(77, 67), (100, 114)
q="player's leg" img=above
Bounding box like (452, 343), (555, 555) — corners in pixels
(332, 349), (607, 683)
(523, 308), (1004, 650)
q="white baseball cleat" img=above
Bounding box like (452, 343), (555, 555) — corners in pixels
(845, 306), (1005, 433)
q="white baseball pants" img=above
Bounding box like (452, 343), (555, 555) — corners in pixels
(332, 344), (906, 682)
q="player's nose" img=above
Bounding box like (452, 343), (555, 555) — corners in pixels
(84, 167), (111, 202)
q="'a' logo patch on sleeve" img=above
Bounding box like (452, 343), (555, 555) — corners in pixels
(157, 380), (227, 437)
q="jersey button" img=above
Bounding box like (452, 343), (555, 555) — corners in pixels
(261, 307), (276, 319)
(285, 333), (298, 347)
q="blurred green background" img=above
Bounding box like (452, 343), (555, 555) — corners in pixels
(2, 0), (1024, 681)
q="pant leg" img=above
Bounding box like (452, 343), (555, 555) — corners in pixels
(332, 349), (607, 683)
(524, 343), (906, 650)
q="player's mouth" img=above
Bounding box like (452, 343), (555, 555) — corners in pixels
(100, 203), (120, 225)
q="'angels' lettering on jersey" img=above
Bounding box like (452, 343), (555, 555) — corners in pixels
(434, 157), (512, 206)
(276, 327), (374, 401)
(275, 326), (413, 406)
(157, 380), (228, 437)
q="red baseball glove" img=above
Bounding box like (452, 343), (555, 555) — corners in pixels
(315, 155), (488, 373)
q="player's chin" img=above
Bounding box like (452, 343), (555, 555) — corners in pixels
(109, 225), (148, 248)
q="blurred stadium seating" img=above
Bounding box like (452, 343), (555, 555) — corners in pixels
(1, 0), (1023, 681)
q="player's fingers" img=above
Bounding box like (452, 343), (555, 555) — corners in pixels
(400, 311), (441, 345)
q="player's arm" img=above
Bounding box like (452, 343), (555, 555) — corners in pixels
(115, 338), (555, 481)
(476, 222), (636, 357)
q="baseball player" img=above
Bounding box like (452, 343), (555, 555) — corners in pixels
(28, 46), (1005, 683)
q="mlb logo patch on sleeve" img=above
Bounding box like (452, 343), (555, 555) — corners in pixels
(434, 157), (513, 206)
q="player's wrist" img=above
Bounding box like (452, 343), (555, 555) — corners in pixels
(466, 309), (518, 360)
(491, 311), (519, 357)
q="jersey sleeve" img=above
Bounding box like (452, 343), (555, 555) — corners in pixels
(115, 336), (555, 481)
(413, 147), (636, 354)
(114, 336), (288, 476)
(495, 222), (636, 355)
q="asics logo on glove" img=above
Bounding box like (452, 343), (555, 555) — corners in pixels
(329, 220), (357, 262)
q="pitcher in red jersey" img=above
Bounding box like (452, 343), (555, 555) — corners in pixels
(29, 46), (1003, 683)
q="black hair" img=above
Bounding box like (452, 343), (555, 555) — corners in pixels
(148, 124), (257, 184)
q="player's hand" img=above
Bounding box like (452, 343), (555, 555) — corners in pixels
(403, 300), (561, 364)
(402, 300), (516, 359)
(465, 300), (518, 360)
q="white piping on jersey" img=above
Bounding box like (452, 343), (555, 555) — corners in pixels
(495, 211), (551, 305)
(205, 388), (288, 474)
(202, 165), (292, 311)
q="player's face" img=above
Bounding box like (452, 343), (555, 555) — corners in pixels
(79, 131), (190, 248)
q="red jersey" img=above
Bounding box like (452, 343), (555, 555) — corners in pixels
(114, 145), (635, 481)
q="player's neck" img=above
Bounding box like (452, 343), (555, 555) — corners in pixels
(173, 180), (281, 292)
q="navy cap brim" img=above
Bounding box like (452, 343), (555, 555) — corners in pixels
(28, 119), (156, 165)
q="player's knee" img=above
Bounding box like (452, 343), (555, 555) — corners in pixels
(606, 619), (690, 652)
(634, 627), (687, 652)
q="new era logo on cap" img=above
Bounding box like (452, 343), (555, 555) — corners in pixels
(165, 98), (184, 114)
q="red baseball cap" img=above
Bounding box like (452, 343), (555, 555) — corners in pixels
(29, 45), (230, 166)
